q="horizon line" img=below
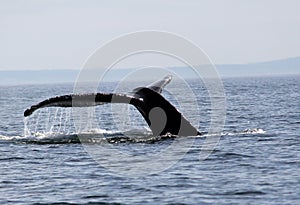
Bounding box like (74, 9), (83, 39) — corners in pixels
(0, 56), (299, 72)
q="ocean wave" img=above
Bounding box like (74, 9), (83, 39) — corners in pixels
(0, 127), (266, 144)
(0, 127), (164, 144)
(221, 128), (266, 136)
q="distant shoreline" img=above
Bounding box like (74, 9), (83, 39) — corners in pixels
(0, 57), (299, 86)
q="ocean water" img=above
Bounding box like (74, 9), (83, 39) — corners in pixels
(0, 76), (299, 204)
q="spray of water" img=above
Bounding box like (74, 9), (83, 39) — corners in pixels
(24, 107), (74, 139)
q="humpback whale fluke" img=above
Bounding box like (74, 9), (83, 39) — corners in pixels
(24, 75), (201, 136)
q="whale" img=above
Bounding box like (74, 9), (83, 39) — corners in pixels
(24, 75), (201, 136)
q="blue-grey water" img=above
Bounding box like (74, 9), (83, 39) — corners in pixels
(0, 76), (299, 204)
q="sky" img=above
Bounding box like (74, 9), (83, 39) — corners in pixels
(0, 0), (300, 70)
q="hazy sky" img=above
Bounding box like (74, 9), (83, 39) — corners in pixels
(1, 0), (300, 70)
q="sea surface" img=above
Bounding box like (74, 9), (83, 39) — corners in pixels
(0, 76), (299, 204)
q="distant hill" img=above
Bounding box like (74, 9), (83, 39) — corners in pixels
(0, 70), (78, 86)
(0, 57), (299, 85)
(216, 57), (300, 77)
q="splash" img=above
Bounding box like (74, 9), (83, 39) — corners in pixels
(194, 128), (266, 138)
(20, 107), (153, 144)
(24, 107), (75, 139)
(1, 106), (264, 144)
(225, 128), (266, 135)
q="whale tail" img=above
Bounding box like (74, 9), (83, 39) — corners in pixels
(24, 75), (200, 136)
